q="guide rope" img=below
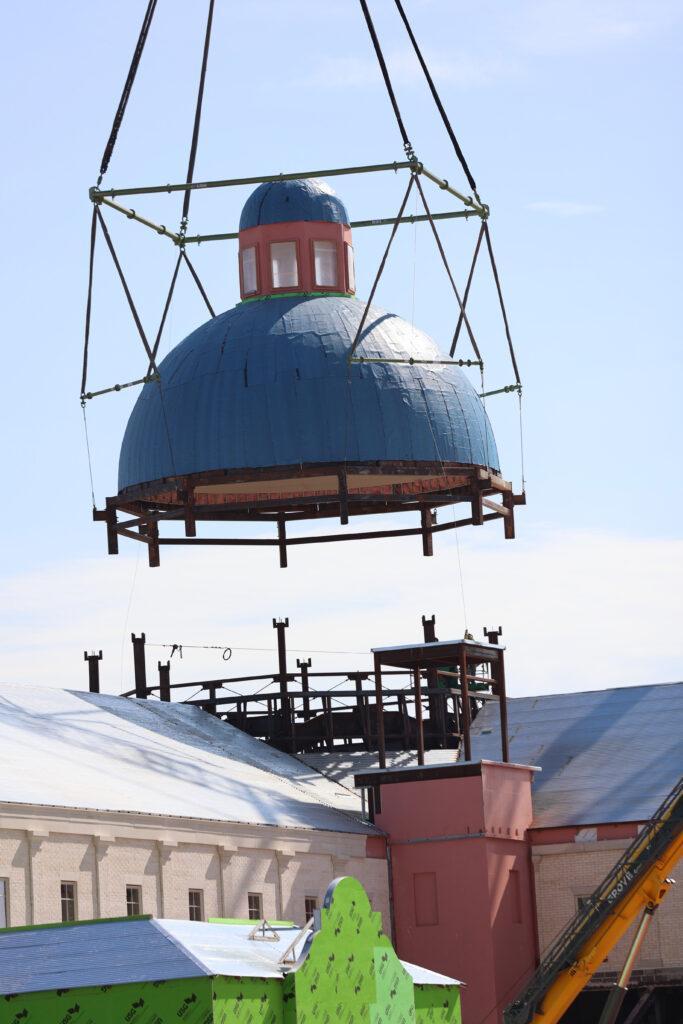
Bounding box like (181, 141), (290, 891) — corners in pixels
(81, 401), (97, 509)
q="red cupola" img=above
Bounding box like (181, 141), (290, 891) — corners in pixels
(237, 178), (356, 300)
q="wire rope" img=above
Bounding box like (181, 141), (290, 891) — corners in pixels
(81, 402), (97, 509)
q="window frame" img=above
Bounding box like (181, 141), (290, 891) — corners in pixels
(345, 242), (356, 293)
(240, 244), (259, 296)
(0, 878), (8, 928)
(269, 239), (300, 292)
(312, 239), (339, 290)
(304, 895), (318, 921)
(188, 888), (204, 922)
(126, 884), (142, 917)
(247, 892), (264, 921)
(60, 881), (77, 923)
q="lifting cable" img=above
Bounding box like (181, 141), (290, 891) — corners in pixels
(450, 222), (485, 357)
(413, 173), (482, 362)
(358, 0), (416, 161)
(179, 0), (215, 235)
(483, 223), (521, 386)
(98, 0), (157, 184)
(392, 0), (478, 198)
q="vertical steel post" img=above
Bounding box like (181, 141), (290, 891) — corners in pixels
(374, 652), (386, 769)
(297, 658), (311, 719)
(84, 650), (103, 693)
(459, 644), (472, 761)
(273, 617), (290, 741)
(497, 648), (510, 763)
(422, 614), (440, 745)
(414, 665), (425, 765)
(131, 633), (147, 698)
(420, 508), (434, 556)
(158, 660), (171, 702)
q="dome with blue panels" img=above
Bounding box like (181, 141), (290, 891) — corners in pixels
(239, 178), (350, 230)
(112, 178), (516, 567)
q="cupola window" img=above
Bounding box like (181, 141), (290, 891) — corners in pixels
(241, 246), (258, 295)
(313, 240), (338, 288)
(346, 243), (356, 292)
(270, 241), (299, 289)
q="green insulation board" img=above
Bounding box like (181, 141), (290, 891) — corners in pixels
(0, 976), (213, 1024)
(284, 876), (461, 1024)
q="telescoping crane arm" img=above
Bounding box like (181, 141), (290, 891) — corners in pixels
(503, 776), (683, 1024)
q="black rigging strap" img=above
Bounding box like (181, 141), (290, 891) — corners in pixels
(358, 0), (415, 161)
(81, 207), (98, 398)
(392, 0), (478, 196)
(98, 0), (157, 182)
(181, 0), (215, 229)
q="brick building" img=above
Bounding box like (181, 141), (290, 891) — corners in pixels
(0, 683), (388, 929)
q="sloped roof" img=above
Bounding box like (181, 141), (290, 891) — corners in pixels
(0, 917), (460, 995)
(469, 681), (683, 828)
(0, 683), (374, 834)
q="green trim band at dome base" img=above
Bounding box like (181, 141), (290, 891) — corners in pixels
(237, 291), (356, 305)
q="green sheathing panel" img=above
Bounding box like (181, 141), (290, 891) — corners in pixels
(290, 876), (415, 1024)
(212, 974), (284, 1024)
(414, 983), (462, 1024)
(0, 976), (213, 1024)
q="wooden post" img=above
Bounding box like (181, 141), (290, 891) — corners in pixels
(420, 508), (434, 556)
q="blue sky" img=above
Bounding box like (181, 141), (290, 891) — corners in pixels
(0, 0), (681, 696)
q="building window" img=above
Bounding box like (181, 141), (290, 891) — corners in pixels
(313, 240), (338, 288)
(188, 889), (204, 922)
(346, 243), (356, 292)
(126, 885), (142, 916)
(304, 896), (318, 921)
(270, 241), (298, 289)
(241, 246), (258, 295)
(248, 892), (263, 920)
(61, 882), (77, 922)
(413, 872), (438, 927)
(0, 879), (7, 928)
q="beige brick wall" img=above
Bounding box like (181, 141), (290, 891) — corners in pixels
(0, 831), (29, 927)
(533, 841), (683, 977)
(0, 805), (389, 932)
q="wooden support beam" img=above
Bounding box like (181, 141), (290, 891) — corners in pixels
(420, 508), (434, 556)
(277, 514), (288, 568)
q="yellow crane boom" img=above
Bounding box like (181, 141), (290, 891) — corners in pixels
(503, 776), (683, 1024)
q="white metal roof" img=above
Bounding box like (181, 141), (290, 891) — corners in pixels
(470, 681), (683, 828)
(0, 683), (375, 834)
(0, 917), (462, 995)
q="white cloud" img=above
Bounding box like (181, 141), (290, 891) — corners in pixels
(528, 201), (605, 216)
(511, 0), (681, 55)
(0, 527), (680, 701)
(298, 48), (513, 90)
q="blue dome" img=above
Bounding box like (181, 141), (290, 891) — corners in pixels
(239, 178), (350, 231)
(118, 295), (499, 491)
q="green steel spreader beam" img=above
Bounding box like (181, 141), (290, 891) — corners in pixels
(88, 160), (490, 246)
